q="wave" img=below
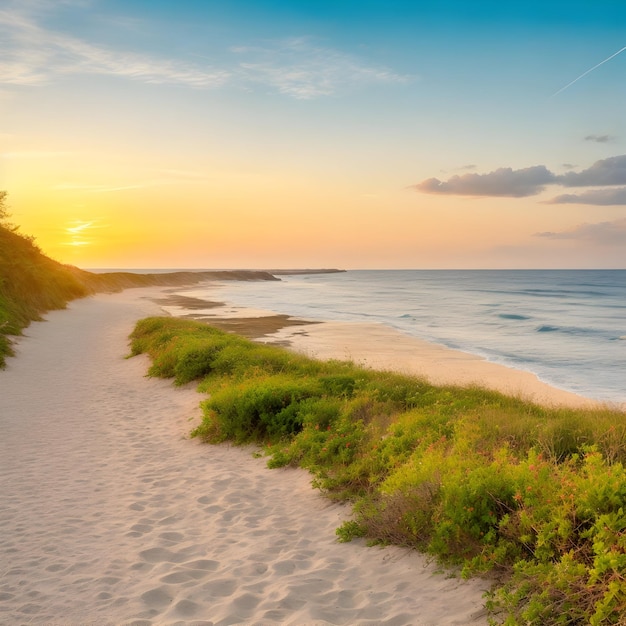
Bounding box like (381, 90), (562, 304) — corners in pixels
(498, 313), (531, 321)
(472, 288), (611, 299)
(535, 324), (609, 339)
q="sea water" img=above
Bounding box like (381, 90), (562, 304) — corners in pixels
(179, 270), (626, 405)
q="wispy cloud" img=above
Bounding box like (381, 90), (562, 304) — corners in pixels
(66, 220), (96, 234)
(535, 218), (626, 245)
(233, 37), (411, 99)
(63, 218), (106, 247)
(0, 7), (409, 98)
(0, 7), (229, 88)
(414, 155), (626, 205)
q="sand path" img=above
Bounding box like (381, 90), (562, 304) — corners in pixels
(0, 289), (489, 626)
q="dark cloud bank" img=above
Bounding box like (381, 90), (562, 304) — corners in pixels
(414, 155), (626, 205)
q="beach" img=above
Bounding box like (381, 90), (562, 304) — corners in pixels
(192, 270), (626, 407)
(0, 287), (490, 626)
(269, 321), (598, 410)
(162, 297), (600, 411)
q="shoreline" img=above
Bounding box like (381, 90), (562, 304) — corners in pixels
(157, 289), (606, 410)
(0, 286), (490, 624)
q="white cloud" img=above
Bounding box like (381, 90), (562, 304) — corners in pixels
(234, 37), (411, 99)
(0, 7), (229, 88)
(0, 8), (409, 99)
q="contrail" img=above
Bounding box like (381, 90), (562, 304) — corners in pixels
(551, 45), (626, 97)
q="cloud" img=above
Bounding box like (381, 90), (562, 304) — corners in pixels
(557, 155), (626, 187)
(0, 8), (229, 88)
(63, 217), (107, 247)
(66, 220), (97, 234)
(545, 187), (626, 205)
(414, 155), (626, 202)
(414, 166), (556, 198)
(584, 134), (614, 143)
(233, 37), (410, 99)
(0, 7), (409, 98)
(535, 218), (626, 245)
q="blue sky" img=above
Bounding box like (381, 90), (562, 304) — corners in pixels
(1, 0), (625, 268)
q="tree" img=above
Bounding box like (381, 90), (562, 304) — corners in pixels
(0, 192), (37, 245)
(0, 191), (7, 223)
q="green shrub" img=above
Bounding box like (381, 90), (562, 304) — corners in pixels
(129, 315), (626, 625)
(193, 374), (323, 443)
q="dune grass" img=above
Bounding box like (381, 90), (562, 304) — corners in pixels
(130, 315), (626, 625)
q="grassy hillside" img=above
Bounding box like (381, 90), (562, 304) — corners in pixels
(0, 215), (91, 365)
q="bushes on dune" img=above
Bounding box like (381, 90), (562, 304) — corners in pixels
(130, 315), (626, 625)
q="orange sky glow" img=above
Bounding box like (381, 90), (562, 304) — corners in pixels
(1, 1), (625, 269)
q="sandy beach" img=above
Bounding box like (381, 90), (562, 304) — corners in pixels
(0, 287), (490, 626)
(268, 322), (600, 410)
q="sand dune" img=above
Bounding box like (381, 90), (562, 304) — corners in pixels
(0, 288), (489, 625)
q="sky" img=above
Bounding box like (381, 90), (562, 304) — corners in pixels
(1, 0), (625, 269)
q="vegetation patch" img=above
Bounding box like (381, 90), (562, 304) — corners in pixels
(130, 315), (626, 625)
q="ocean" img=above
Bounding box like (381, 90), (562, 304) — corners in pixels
(174, 270), (626, 405)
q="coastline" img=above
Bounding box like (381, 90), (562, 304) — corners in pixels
(0, 286), (490, 625)
(270, 321), (601, 410)
(158, 289), (603, 410)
